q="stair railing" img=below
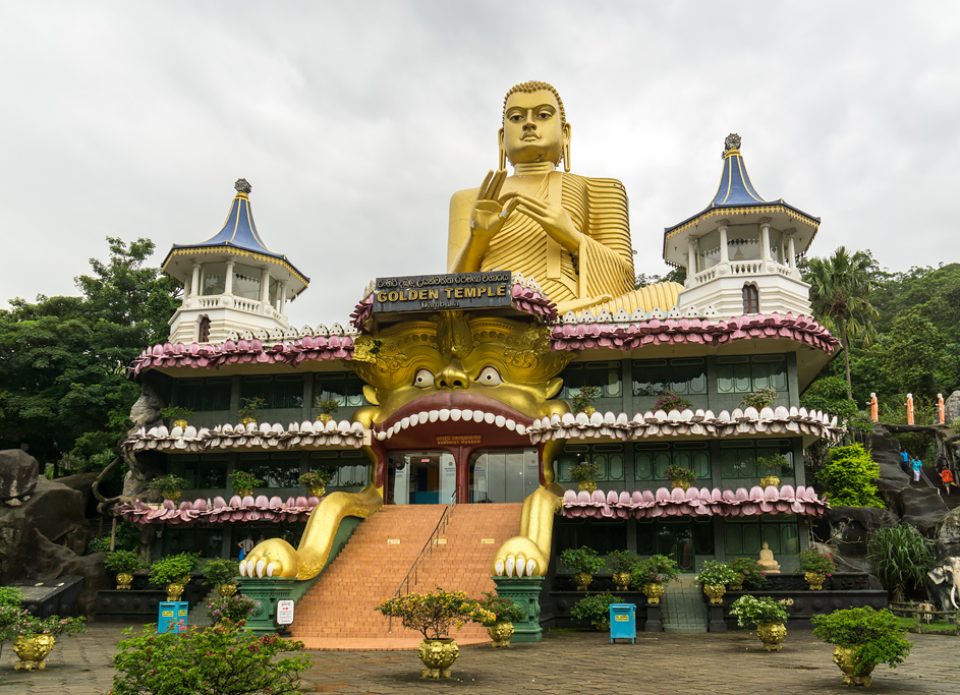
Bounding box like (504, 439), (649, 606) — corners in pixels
(387, 489), (457, 632)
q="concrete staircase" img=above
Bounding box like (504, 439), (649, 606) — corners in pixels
(291, 503), (522, 650)
(661, 574), (707, 633)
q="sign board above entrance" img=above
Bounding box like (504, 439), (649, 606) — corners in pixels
(373, 271), (512, 314)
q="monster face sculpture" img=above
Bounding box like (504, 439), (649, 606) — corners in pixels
(351, 311), (572, 440)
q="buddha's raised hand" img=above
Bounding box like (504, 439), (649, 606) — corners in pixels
(469, 169), (511, 242)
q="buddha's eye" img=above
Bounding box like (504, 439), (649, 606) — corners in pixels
(413, 369), (435, 388)
(537, 110), (552, 120)
(476, 366), (503, 386)
(508, 112), (523, 122)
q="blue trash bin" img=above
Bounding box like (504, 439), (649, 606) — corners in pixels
(158, 601), (189, 634)
(609, 602), (636, 643)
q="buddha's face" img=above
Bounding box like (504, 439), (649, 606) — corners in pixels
(501, 89), (569, 167)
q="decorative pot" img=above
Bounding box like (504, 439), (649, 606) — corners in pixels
(577, 481), (597, 492)
(172, 419), (189, 429)
(642, 582), (665, 605)
(760, 475), (781, 488)
(418, 638), (459, 679)
(165, 490), (182, 503)
(612, 571), (631, 592)
(582, 406), (597, 416)
(832, 646), (876, 687)
(728, 578), (745, 592)
(240, 417), (257, 426)
(804, 571), (826, 591)
(235, 488), (253, 497)
(703, 584), (726, 605)
(308, 486), (326, 498)
(166, 582), (186, 601)
(116, 572), (134, 590)
(316, 413), (333, 423)
(572, 572), (593, 591)
(671, 480), (691, 491)
(217, 583), (238, 597)
(756, 622), (787, 652)
(486, 621), (514, 648)
(13, 635), (56, 670)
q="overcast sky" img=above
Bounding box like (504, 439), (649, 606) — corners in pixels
(1, 1), (957, 326)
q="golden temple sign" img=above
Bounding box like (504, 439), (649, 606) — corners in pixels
(373, 271), (511, 313)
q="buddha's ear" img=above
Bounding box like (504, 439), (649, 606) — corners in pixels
(498, 128), (506, 171)
(562, 123), (572, 173)
(362, 385), (380, 406)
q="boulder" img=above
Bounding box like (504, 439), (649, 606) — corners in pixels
(0, 449), (39, 503)
(936, 506), (960, 559)
(945, 390), (960, 424)
(824, 506), (899, 572)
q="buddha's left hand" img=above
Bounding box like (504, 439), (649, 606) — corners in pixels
(501, 193), (581, 252)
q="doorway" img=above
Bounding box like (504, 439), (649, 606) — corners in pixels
(387, 451), (456, 504)
(468, 449), (539, 503)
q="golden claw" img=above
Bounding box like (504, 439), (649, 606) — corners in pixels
(492, 486), (561, 578)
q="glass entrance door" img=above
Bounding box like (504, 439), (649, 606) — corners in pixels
(388, 451), (456, 504)
(469, 449), (539, 503)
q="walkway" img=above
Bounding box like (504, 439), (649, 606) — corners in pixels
(2, 622), (958, 694)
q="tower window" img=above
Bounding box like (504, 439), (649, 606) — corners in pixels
(742, 284), (759, 314)
(198, 315), (211, 343)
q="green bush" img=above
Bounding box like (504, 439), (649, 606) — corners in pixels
(867, 524), (934, 602)
(149, 553), (198, 586)
(729, 595), (791, 628)
(105, 550), (143, 574)
(476, 591), (525, 626)
(816, 444), (885, 508)
(207, 595), (258, 625)
(570, 592), (621, 631)
(112, 622), (310, 695)
(739, 387), (778, 411)
(17, 614), (86, 638)
(728, 558), (767, 589)
(559, 546), (604, 575)
(569, 461), (601, 484)
(229, 469), (263, 493)
(568, 385), (601, 413)
(0, 586), (22, 609)
(664, 464), (696, 485)
(298, 468), (334, 488)
(630, 554), (680, 586)
(149, 473), (186, 498)
(202, 558), (238, 586)
(799, 549), (836, 575)
(811, 607), (911, 676)
(160, 406), (193, 423)
(606, 550), (640, 574)
(800, 376), (859, 423)
(695, 561), (739, 587)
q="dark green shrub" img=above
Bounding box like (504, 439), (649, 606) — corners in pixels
(207, 595), (258, 625)
(812, 607), (911, 676)
(867, 524), (934, 602)
(476, 591), (525, 626)
(149, 552), (198, 586)
(568, 385), (601, 413)
(105, 550), (143, 574)
(799, 549), (836, 575)
(606, 550), (640, 574)
(739, 387), (778, 410)
(112, 622), (309, 695)
(816, 444), (885, 507)
(202, 558), (238, 587)
(570, 592), (621, 631)
(728, 558), (767, 589)
(559, 546), (604, 575)
(630, 554), (680, 586)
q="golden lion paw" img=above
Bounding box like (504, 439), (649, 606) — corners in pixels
(238, 538), (299, 578)
(492, 537), (547, 577)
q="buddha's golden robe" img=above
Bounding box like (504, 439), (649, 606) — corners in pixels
(449, 172), (680, 316)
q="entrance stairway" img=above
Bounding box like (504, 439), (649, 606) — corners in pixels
(661, 574), (707, 633)
(291, 502), (522, 650)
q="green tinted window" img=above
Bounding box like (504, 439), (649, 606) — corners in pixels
(633, 358), (707, 397)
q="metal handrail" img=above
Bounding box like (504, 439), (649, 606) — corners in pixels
(387, 489), (457, 632)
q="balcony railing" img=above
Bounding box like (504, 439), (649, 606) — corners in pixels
(184, 294), (284, 320)
(688, 260), (801, 288)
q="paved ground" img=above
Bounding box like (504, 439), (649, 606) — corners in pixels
(1, 622), (957, 694)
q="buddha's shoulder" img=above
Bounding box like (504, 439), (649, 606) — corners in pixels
(564, 172), (627, 194)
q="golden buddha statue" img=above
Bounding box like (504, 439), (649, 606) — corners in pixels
(448, 80), (680, 316)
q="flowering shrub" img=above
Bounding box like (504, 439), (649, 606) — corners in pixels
(800, 549), (836, 576)
(728, 558), (767, 589)
(17, 614), (86, 638)
(568, 385), (601, 413)
(475, 592), (525, 626)
(630, 554), (680, 586)
(664, 464), (696, 485)
(729, 595), (792, 628)
(377, 589), (492, 640)
(655, 391), (692, 412)
(739, 387), (778, 410)
(695, 561), (739, 587)
(208, 594), (258, 625)
(112, 621), (309, 695)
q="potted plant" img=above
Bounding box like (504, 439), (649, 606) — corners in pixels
(729, 595), (793, 651)
(149, 552), (198, 601)
(629, 554), (680, 605)
(559, 546), (605, 591)
(606, 550), (639, 592)
(757, 453), (790, 488)
(664, 464), (696, 491)
(105, 549), (143, 590)
(202, 558), (239, 597)
(12, 613), (85, 671)
(655, 390), (692, 412)
(570, 592), (621, 631)
(739, 387), (778, 411)
(313, 397), (340, 424)
(148, 473), (187, 503)
(811, 606), (911, 687)
(377, 589), (491, 679)
(728, 557), (767, 592)
(568, 385), (600, 415)
(570, 460), (601, 493)
(298, 467), (334, 498)
(229, 469), (263, 497)
(236, 396), (266, 425)
(0, 587), (24, 663)
(696, 561), (739, 605)
(476, 591), (525, 648)
(160, 405), (194, 429)
(800, 549), (836, 590)
(207, 593), (258, 625)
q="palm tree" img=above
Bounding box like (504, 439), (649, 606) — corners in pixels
(804, 247), (879, 400)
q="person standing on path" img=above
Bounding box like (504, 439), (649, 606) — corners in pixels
(912, 457), (923, 484)
(940, 467), (955, 495)
(900, 450), (911, 475)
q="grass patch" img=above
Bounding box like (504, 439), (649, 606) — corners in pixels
(894, 616), (959, 635)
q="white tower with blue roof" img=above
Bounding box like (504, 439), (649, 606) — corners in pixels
(664, 135), (818, 318)
(161, 179), (310, 343)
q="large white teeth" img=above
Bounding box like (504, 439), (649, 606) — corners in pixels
(461, 409), (474, 422)
(428, 410), (439, 423)
(400, 416), (410, 430)
(505, 419), (516, 431)
(438, 409), (451, 421)
(450, 408), (463, 421)
(495, 415), (506, 428)
(516, 423), (527, 435)
(417, 411), (429, 425)
(483, 412), (495, 424)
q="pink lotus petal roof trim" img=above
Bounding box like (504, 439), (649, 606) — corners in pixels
(550, 312), (839, 354)
(117, 493), (321, 526)
(561, 484), (827, 520)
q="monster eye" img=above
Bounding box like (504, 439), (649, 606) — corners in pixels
(476, 366), (502, 386)
(413, 369), (434, 388)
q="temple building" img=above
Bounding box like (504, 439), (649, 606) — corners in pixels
(118, 82), (841, 644)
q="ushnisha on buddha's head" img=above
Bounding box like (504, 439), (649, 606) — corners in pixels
(499, 80), (571, 172)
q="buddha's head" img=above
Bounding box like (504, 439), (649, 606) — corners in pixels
(500, 81), (571, 172)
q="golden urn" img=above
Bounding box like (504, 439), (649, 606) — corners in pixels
(166, 582), (186, 601)
(702, 584), (726, 605)
(572, 572), (593, 591)
(642, 582), (665, 605)
(13, 635), (56, 670)
(756, 622), (787, 652)
(612, 572), (631, 592)
(172, 418), (189, 429)
(577, 481), (597, 492)
(486, 621), (515, 648)
(308, 486), (326, 498)
(315, 413), (333, 424)
(115, 572), (134, 590)
(217, 582), (238, 598)
(833, 646), (875, 687)
(418, 638), (459, 679)
(805, 571), (826, 591)
(671, 480), (691, 491)
(760, 475), (781, 488)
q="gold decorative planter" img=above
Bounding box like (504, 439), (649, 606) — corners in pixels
(116, 572), (134, 590)
(805, 571), (826, 591)
(833, 646), (875, 687)
(418, 638), (459, 679)
(642, 582), (665, 605)
(13, 635), (56, 670)
(486, 621), (514, 648)
(756, 622), (787, 652)
(612, 572), (631, 592)
(582, 406), (597, 416)
(703, 584), (726, 605)
(671, 480), (691, 491)
(217, 583), (238, 597)
(240, 417), (257, 426)
(760, 475), (781, 488)
(172, 419), (189, 429)
(577, 481), (597, 492)
(316, 413), (333, 423)
(308, 486), (326, 498)
(572, 572), (593, 591)
(235, 488), (253, 497)
(166, 582), (186, 601)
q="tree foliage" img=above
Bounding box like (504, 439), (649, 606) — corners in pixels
(816, 444), (885, 508)
(866, 524), (934, 602)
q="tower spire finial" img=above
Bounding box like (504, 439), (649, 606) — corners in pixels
(234, 178), (252, 194)
(723, 133), (741, 158)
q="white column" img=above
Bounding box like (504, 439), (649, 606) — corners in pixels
(759, 219), (771, 261)
(259, 268), (271, 305)
(190, 263), (201, 297)
(686, 238), (697, 276)
(224, 259), (235, 295)
(718, 224), (729, 264)
(787, 235), (797, 269)
(278, 282), (287, 314)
